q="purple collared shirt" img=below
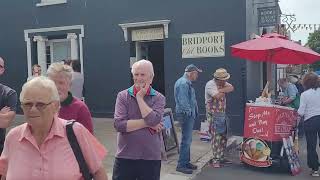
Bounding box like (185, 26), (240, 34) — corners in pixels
(114, 87), (165, 160)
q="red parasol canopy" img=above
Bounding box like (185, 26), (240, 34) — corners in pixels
(231, 33), (320, 64)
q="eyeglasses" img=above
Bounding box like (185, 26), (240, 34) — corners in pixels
(21, 102), (52, 111)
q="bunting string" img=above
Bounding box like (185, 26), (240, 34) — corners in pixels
(285, 23), (320, 32)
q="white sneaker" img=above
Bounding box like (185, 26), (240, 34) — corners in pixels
(311, 170), (319, 177)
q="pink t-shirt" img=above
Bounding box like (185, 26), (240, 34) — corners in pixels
(0, 116), (107, 180)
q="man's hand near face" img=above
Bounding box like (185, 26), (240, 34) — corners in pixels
(136, 84), (153, 117)
(136, 83), (148, 99)
(125, 84), (163, 133)
(214, 92), (225, 99)
(218, 82), (234, 94)
(136, 84), (164, 134)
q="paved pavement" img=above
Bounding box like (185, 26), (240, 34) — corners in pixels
(10, 115), (219, 180)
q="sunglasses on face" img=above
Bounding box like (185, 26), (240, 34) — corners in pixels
(21, 102), (52, 111)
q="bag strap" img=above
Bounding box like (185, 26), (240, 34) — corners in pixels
(66, 121), (93, 180)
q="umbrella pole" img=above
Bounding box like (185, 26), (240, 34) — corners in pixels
(267, 62), (272, 83)
(266, 51), (275, 96)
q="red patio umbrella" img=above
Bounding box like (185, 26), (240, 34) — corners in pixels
(231, 33), (320, 64)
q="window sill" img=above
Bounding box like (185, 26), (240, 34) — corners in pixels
(36, 0), (67, 7)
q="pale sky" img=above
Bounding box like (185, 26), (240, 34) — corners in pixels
(279, 0), (320, 45)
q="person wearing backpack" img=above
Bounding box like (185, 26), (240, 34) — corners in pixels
(0, 77), (107, 179)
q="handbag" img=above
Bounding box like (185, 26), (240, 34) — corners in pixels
(212, 113), (227, 134)
(66, 121), (93, 180)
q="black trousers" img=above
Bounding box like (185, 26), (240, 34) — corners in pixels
(112, 158), (161, 180)
(304, 115), (320, 171)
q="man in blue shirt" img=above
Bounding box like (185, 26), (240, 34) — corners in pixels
(278, 78), (299, 107)
(174, 64), (202, 174)
(289, 75), (304, 95)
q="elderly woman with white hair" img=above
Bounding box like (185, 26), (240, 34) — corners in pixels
(47, 62), (93, 133)
(0, 77), (107, 179)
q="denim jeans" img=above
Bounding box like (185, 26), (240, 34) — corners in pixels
(176, 113), (195, 168)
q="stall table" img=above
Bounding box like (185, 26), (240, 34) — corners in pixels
(240, 103), (298, 168)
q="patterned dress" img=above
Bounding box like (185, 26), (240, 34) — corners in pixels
(206, 88), (227, 164)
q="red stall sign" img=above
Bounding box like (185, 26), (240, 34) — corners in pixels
(274, 108), (297, 137)
(244, 104), (297, 141)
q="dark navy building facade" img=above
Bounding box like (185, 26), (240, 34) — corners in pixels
(0, 0), (253, 135)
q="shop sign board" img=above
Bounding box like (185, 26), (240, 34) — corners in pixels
(182, 31), (225, 58)
(244, 104), (297, 141)
(132, 27), (164, 41)
(258, 6), (279, 27)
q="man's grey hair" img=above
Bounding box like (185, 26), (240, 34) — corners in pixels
(20, 76), (60, 102)
(47, 62), (73, 82)
(131, 59), (154, 78)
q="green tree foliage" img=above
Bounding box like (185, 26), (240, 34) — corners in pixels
(307, 30), (320, 71)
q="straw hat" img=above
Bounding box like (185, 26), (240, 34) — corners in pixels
(213, 68), (230, 80)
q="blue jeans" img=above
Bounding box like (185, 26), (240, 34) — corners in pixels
(176, 113), (195, 168)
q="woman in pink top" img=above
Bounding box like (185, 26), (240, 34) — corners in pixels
(0, 77), (108, 180)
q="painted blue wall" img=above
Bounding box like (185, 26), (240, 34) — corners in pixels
(0, 0), (247, 134)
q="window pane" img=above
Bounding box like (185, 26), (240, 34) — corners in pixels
(52, 41), (71, 62)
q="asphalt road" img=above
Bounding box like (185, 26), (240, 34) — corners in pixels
(192, 137), (315, 180)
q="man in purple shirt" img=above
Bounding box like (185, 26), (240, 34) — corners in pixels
(113, 59), (165, 180)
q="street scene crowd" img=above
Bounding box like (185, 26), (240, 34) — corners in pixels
(0, 53), (319, 180)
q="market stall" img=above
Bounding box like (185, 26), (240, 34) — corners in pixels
(229, 33), (320, 175)
(241, 103), (297, 163)
(239, 102), (301, 175)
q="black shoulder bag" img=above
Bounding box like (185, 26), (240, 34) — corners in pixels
(66, 121), (93, 180)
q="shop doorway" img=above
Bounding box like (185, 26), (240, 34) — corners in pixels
(131, 41), (165, 96)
